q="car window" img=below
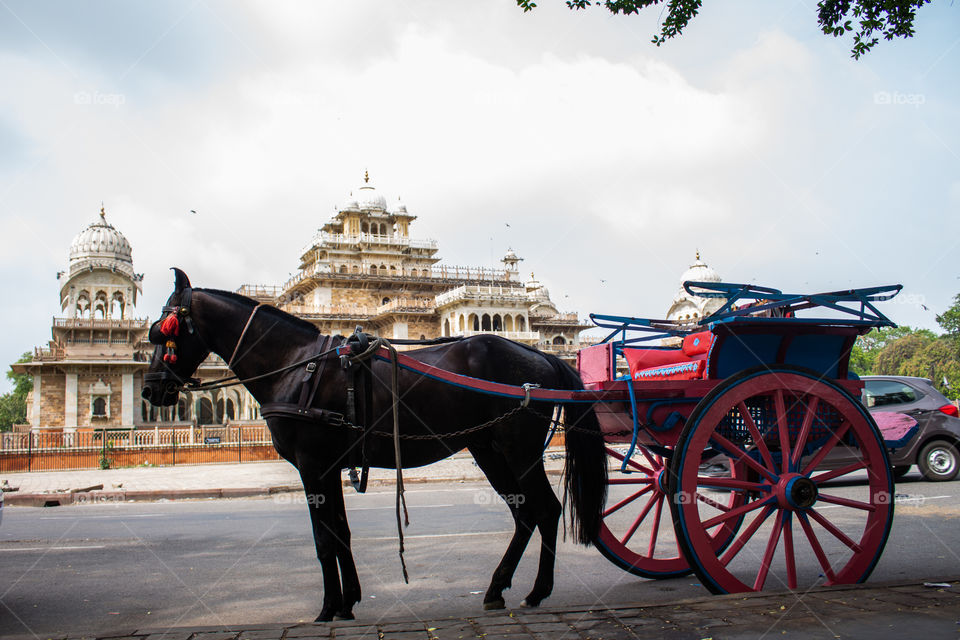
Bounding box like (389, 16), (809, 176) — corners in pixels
(863, 379), (924, 408)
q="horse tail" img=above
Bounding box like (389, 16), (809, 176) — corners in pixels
(552, 359), (607, 545)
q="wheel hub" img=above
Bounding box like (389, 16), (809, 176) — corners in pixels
(777, 474), (818, 510)
(929, 449), (954, 474)
(655, 468), (670, 494)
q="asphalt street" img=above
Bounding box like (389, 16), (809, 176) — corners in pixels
(1, 472), (958, 638)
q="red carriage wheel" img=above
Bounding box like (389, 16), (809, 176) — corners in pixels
(594, 443), (747, 579)
(669, 366), (894, 594)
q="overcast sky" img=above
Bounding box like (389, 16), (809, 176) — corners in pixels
(1, 1), (958, 391)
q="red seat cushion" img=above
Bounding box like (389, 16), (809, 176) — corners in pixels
(631, 359), (706, 381)
(682, 331), (713, 356)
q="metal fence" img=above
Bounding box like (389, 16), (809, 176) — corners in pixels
(0, 426), (282, 473)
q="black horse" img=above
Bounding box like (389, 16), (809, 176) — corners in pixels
(142, 269), (607, 622)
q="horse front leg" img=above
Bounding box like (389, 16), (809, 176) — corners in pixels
(324, 474), (362, 619)
(300, 472), (345, 622)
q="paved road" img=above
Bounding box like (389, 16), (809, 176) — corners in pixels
(1, 472), (957, 638)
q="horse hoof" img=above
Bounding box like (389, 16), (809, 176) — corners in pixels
(483, 599), (506, 610)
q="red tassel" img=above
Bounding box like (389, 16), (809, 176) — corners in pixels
(160, 314), (180, 337)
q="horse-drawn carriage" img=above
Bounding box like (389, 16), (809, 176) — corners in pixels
(143, 271), (903, 620)
(578, 281), (902, 594)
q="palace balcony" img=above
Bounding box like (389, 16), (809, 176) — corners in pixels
(435, 284), (530, 308)
(52, 318), (149, 330)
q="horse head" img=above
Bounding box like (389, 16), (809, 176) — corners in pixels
(141, 268), (211, 407)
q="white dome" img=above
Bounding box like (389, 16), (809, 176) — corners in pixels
(69, 208), (132, 265)
(355, 185), (387, 211)
(680, 254), (721, 286)
(392, 198), (407, 214)
(339, 197), (360, 212)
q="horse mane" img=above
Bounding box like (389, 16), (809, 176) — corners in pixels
(197, 288), (321, 336)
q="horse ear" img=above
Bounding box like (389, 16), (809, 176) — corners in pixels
(171, 268), (191, 291)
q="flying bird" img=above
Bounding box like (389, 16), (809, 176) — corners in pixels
(189, 209), (197, 214)
(921, 304), (929, 310)
(505, 223), (511, 228)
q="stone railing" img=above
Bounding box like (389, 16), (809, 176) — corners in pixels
(376, 298), (436, 315)
(435, 284), (529, 307)
(52, 318), (149, 329)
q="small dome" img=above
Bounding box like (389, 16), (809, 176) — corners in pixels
(355, 184), (387, 211)
(69, 207), (132, 265)
(339, 196), (360, 212)
(392, 197), (407, 214)
(680, 252), (721, 286)
(503, 248), (518, 261)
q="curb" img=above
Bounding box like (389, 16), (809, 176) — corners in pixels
(2, 470), (566, 507)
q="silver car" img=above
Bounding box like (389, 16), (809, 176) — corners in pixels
(861, 375), (960, 481)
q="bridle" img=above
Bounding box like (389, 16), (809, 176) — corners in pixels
(146, 289), (344, 395)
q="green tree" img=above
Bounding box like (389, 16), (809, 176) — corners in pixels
(516, 0), (931, 59)
(0, 352), (33, 432)
(936, 293), (960, 343)
(900, 337), (960, 396)
(849, 325), (934, 376)
(873, 331), (934, 376)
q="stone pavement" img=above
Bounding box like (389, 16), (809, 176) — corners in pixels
(9, 578), (958, 640)
(1, 451), (569, 506)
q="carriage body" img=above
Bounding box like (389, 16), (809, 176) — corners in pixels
(577, 282), (904, 593)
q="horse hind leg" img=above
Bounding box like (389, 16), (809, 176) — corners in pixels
(514, 461), (561, 608)
(470, 446), (536, 611)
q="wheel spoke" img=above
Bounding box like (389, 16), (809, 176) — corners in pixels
(696, 476), (766, 492)
(754, 510), (784, 590)
(797, 512), (837, 583)
(696, 491), (732, 513)
(774, 390), (791, 475)
(603, 484), (654, 517)
(647, 494), (664, 557)
(720, 504), (775, 567)
(620, 491), (659, 546)
(709, 431), (779, 483)
(801, 420), (852, 476)
(810, 460), (867, 484)
(738, 401), (776, 472)
(807, 508), (862, 553)
(782, 512), (797, 590)
(790, 396), (820, 471)
(606, 447), (655, 476)
(817, 493), (876, 512)
(609, 477), (655, 485)
(702, 496), (773, 529)
(639, 446), (659, 470)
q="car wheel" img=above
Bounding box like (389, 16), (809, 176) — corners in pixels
(891, 465), (911, 481)
(918, 441), (959, 482)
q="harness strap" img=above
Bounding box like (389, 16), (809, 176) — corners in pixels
(296, 335), (331, 412)
(227, 303), (267, 369)
(259, 402), (345, 425)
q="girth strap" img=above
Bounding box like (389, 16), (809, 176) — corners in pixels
(258, 403), (345, 425)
